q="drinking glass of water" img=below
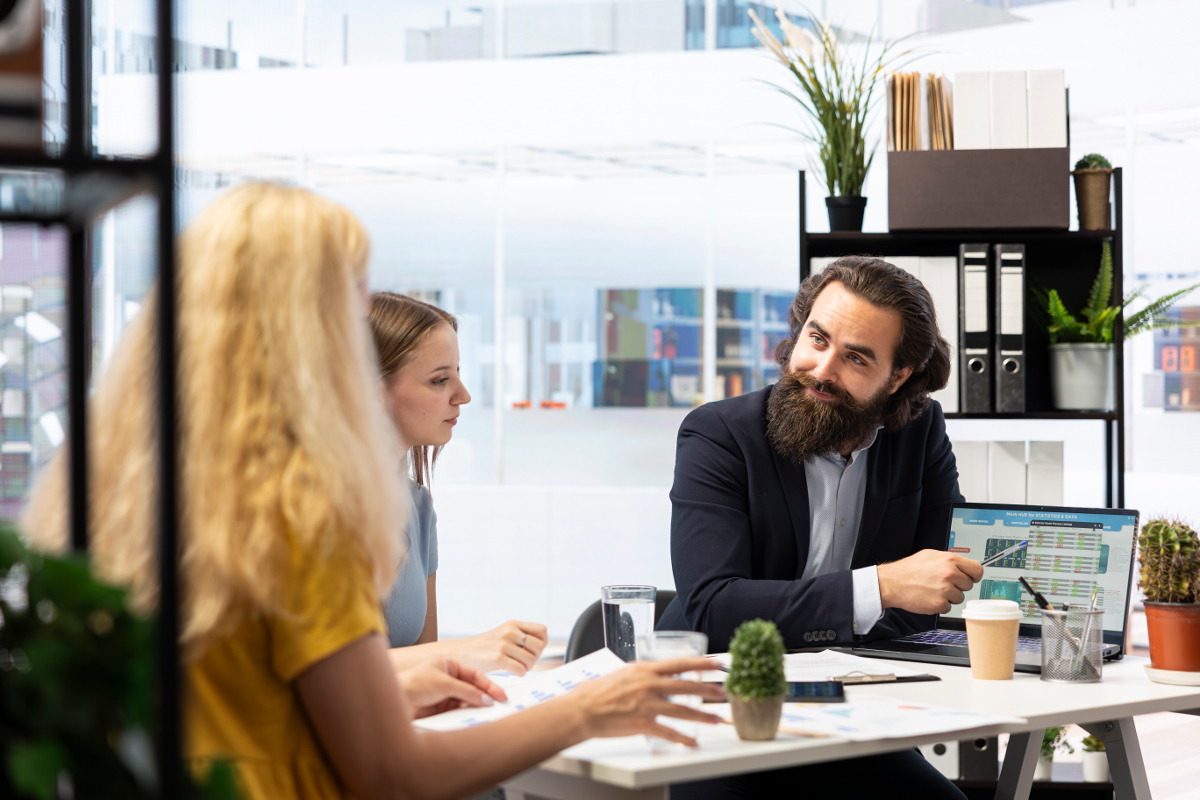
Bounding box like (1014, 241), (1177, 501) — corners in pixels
(601, 585), (656, 662)
(638, 630), (710, 753)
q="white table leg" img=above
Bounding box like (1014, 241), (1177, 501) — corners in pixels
(995, 728), (1042, 800)
(503, 769), (669, 800)
(1081, 718), (1152, 800)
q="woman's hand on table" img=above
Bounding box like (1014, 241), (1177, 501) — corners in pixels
(565, 658), (726, 747)
(398, 657), (508, 719)
(452, 620), (548, 676)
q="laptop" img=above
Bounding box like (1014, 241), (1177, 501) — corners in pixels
(852, 503), (1139, 674)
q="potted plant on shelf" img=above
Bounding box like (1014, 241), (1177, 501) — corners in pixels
(747, 8), (908, 232)
(1072, 153), (1114, 231)
(1032, 240), (1200, 410)
(725, 619), (787, 741)
(1081, 735), (1110, 783)
(1035, 726), (1074, 781)
(1138, 518), (1200, 681)
(0, 523), (239, 799)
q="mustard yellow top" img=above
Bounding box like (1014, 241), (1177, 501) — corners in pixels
(185, 532), (385, 800)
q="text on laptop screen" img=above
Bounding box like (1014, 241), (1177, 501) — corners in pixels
(940, 507), (1138, 632)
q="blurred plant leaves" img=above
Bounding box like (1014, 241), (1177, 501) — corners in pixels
(0, 522), (240, 800)
(7, 740), (65, 800)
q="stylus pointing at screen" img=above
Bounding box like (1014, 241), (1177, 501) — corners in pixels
(979, 540), (1028, 567)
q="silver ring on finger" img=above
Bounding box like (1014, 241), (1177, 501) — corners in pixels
(520, 633), (528, 650)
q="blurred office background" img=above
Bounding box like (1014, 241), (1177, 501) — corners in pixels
(2, 0), (1199, 639)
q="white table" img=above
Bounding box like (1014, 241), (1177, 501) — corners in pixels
(501, 657), (1200, 800)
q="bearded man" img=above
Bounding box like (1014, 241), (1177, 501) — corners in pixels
(659, 256), (983, 653)
(661, 257), (980, 800)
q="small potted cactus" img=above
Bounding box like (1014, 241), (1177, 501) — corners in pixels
(725, 619), (787, 741)
(1138, 518), (1200, 676)
(1072, 153), (1113, 230)
(1081, 735), (1110, 783)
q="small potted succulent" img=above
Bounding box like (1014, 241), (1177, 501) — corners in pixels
(1032, 240), (1200, 410)
(1035, 726), (1074, 781)
(1072, 153), (1114, 231)
(1138, 518), (1200, 678)
(725, 619), (787, 741)
(1081, 735), (1110, 783)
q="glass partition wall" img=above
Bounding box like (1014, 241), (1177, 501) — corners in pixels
(53, 0), (1200, 640)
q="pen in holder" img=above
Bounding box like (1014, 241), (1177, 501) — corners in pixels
(1039, 606), (1103, 683)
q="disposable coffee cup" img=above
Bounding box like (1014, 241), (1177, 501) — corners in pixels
(962, 599), (1022, 680)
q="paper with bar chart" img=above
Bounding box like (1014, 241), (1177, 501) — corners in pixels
(941, 507), (1138, 632)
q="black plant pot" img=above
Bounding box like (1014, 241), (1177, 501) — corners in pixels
(825, 195), (867, 232)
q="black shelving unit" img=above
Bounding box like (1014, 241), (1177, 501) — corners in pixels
(797, 170), (1126, 508)
(0, 1), (181, 795)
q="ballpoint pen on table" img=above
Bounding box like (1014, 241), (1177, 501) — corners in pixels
(979, 540), (1028, 568)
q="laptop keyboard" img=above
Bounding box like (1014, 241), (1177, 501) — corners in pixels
(898, 629), (1043, 654)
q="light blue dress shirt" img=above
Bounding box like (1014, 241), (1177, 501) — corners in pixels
(383, 479), (439, 648)
(800, 427), (884, 637)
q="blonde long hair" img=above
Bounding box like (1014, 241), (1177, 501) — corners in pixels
(21, 182), (405, 657)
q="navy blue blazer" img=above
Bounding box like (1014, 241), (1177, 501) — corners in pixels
(657, 385), (964, 652)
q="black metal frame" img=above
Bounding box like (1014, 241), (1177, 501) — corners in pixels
(1, 0), (180, 794)
(798, 169), (1126, 508)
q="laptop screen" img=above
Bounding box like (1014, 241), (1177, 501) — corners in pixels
(940, 504), (1139, 639)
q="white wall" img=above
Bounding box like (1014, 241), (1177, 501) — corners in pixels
(435, 486), (674, 637)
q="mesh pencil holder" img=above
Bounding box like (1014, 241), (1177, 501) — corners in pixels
(1040, 607), (1104, 684)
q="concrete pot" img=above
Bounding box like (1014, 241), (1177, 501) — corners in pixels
(1050, 343), (1114, 410)
(1082, 750), (1110, 783)
(728, 694), (784, 741)
(1033, 754), (1053, 781)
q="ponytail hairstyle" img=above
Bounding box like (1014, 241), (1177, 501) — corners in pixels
(368, 292), (458, 487)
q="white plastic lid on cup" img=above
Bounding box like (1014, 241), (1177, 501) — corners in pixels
(961, 599), (1022, 620)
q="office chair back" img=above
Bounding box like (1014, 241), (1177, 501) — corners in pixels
(563, 589), (677, 663)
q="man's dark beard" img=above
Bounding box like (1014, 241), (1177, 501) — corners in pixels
(767, 368), (892, 463)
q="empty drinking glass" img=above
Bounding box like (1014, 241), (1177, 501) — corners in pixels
(638, 630), (709, 753)
(601, 585), (656, 662)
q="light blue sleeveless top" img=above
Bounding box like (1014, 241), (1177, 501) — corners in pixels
(383, 479), (439, 648)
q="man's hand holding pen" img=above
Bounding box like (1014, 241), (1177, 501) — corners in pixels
(878, 550), (985, 615)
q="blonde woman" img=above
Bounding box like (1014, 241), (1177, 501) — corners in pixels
(22, 183), (721, 800)
(368, 291), (548, 676)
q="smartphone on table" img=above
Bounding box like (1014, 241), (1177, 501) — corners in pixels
(785, 681), (845, 703)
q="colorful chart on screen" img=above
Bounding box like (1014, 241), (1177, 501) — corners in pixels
(941, 506), (1137, 633)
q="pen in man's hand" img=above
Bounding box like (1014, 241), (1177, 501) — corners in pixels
(980, 540), (1028, 568)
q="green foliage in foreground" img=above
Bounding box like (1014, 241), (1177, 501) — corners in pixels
(0, 522), (239, 799)
(726, 619), (787, 700)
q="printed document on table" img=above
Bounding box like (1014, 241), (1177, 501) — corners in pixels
(715, 694), (1023, 741)
(414, 648), (626, 731)
(708, 649), (931, 682)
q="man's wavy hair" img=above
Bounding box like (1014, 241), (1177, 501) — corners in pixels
(775, 256), (952, 432)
